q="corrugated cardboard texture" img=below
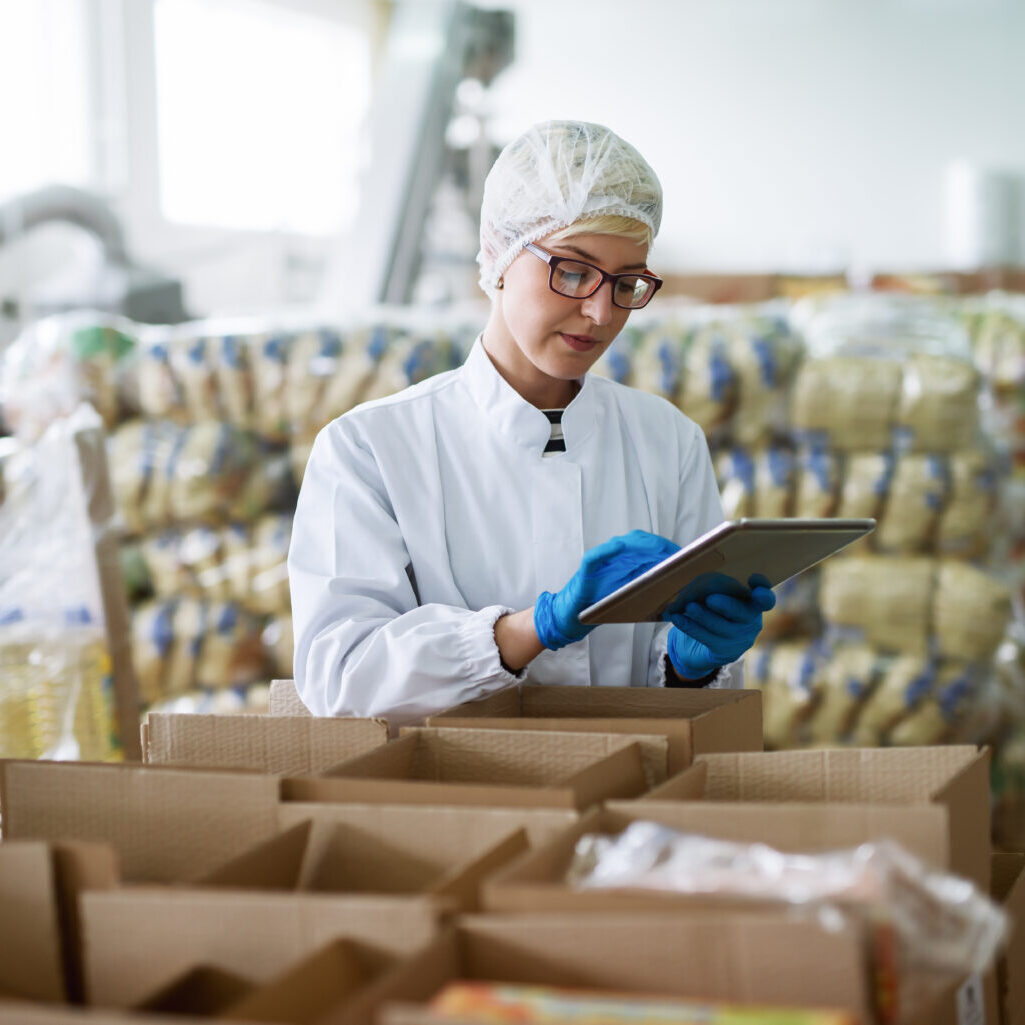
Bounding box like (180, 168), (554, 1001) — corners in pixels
(607, 797), (951, 872)
(650, 745), (991, 889)
(428, 685), (763, 775)
(0, 760), (280, 883)
(0, 842), (65, 1002)
(142, 712), (388, 775)
(81, 887), (440, 1008)
(279, 801), (577, 851)
(278, 804), (547, 893)
(269, 678), (311, 716)
(694, 746), (980, 803)
(378, 914), (871, 1022)
(287, 728), (650, 809)
(993, 852), (1025, 1025)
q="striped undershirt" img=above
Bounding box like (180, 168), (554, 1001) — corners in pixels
(541, 409), (566, 456)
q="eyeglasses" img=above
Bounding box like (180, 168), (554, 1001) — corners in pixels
(523, 242), (663, 310)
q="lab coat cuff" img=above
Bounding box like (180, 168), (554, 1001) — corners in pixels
(461, 604), (526, 685)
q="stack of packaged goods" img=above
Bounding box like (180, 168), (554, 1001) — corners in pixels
(0, 310), (469, 720)
(744, 295), (1016, 754)
(0, 405), (121, 760)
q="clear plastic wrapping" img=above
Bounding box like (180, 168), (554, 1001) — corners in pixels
(566, 822), (1007, 997)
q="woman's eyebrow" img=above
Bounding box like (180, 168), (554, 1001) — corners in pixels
(556, 244), (649, 272)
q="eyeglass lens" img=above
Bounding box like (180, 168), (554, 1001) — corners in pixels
(550, 260), (655, 309)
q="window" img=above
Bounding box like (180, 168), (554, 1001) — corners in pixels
(153, 0), (371, 235)
(0, 0), (92, 201)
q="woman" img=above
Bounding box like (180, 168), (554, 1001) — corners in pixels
(288, 120), (774, 722)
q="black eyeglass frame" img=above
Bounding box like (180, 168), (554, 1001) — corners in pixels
(523, 241), (664, 309)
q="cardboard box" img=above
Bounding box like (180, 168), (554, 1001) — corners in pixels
(134, 965), (253, 1015)
(993, 852), (1025, 1025)
(0, 759), (281, 883)
(0, 839), (117, 1005)
(81, 887), (441, 1009)
(375, 916), (875, 1023)
(269, 678), (311, 716)
(282, 727), (653, 810)
(631, 746), (992, 891)
(141, 711), (388, 775)
(426, 685), (762, 778)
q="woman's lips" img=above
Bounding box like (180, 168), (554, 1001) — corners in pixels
(560, 332), (600, 352)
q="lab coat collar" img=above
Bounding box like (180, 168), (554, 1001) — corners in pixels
(461, 336), (598, 455)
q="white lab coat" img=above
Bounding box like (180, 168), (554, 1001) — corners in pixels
(288, 337), (741, 723)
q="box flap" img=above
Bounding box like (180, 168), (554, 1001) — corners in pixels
(81, 887), (442, 1008)
(642, 761), (708, 801)
(268, 679), (310, 716)
(696, 746), (981, 804)
(198, 820), (312, 890)
(0, 841), (66, 1002)
(143, 712), (389, 775)
(429, 687), (522, 720)
(930, 748), (991, 891)
(0, 760), (280, 883)
(429, 829), (530, 913)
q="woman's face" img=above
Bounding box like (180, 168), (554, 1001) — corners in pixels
(483, 231), (650, 407)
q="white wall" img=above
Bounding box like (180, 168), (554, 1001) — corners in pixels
(479, 0), (1025, 274)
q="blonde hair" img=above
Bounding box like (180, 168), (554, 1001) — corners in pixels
(545, 214), (653, 250)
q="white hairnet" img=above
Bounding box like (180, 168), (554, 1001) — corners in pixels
(477, 120), (663, 299)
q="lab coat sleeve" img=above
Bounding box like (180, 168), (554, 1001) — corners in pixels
(649, 415), (745, 689)
(288, 420), (522, 724)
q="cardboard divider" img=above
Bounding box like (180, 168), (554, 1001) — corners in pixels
(81, 887), (441, 1009)
(134, 965), (253, 1016)
(0, 760), (281, 884)
(374, 915), (874, 1024)
(277, 801), (578, 851)
(269, 679), (311, 717)
(142, 712), (388, 775)
(633, 745), (991, 890)
(426, 684), (763, 775)
(282, 728), (652, 810)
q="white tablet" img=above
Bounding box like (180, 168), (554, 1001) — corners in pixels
(578, 517), (876, 625)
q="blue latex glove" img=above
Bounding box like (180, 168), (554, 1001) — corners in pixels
(665, 573), (776, 680)
(534, 530), (680, 650)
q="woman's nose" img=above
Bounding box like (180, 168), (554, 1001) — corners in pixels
(580, 280), (614, 325)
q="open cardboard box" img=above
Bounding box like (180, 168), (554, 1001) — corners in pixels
(282, 727), (654, 810)
(426, 683), (762, 776)
(0, 759), (281, 883)
(373, 914), (877, 1024)
(627, 745), (992, 891)
(80, 802), (538, 1009)
(132, 937), (413, 1025)
(141, 711), (388, 775)
(992, 852), (1025, 1025)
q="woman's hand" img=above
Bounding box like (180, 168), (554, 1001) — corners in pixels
(664, 573), (776, 680)
(534, 530), (680, 650)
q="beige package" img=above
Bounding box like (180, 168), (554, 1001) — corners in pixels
(249, 333), (291, 442)
(819, 556), (934, 656)
(360, 330), (424, 403)
(169, 333), (221, 422)
(716, 447), (755, 519)
(194, 600), (264, 690)
(874, 454), (949, 553)
(289, 435), (316, 488)
(676, 325), (737, 434)
(793, 448), (839, 519)
(753, 446), (794, 518)
(727, 328), (799, 447)
(806, 643), (879, 745)
(163, 597), (206, 697)
(214, 332), (254, 430)
(747, 641), (823, 750)
(135, 331), (182, 419)
(851, 653), (933, 746)
(179, 525), (233, 601)
(311, 327), (383, 426)
(933, 560), (1012, 661)
(139, 421), (180, 530)
(896, 353), (980, 452)
(262, 612), (294, 680)
(107, 420), (149, 534)
(836, 452), (892, 521)
(248, 513), (292, 616)
(140, 530), (194, 598)
(790, 356), (902, 451)
(131, 599), (175, 706)
(630, 328), (682, 400)
(937, 451), (997, 557)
